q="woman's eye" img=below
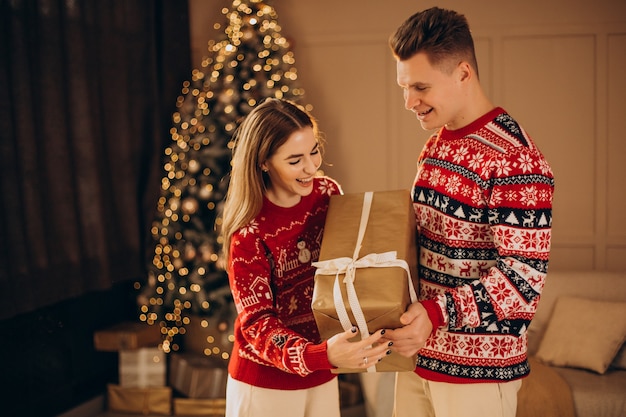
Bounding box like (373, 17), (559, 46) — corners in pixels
(289, 159), (301, 165)
(311, 149), (320, 156)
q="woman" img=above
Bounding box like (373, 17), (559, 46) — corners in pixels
(220, 98), (390, 417)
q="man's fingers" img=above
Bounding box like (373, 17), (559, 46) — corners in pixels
(400, 302), (423, 325)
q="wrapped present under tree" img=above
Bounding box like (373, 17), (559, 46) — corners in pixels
(169, 352), (228, 399)
(106, 384), (172, 415)
(119, 347), (166, 388)
(94, 321), (162, 352)
(173, 398), (226, 416)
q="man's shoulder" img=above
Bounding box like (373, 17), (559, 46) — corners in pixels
(459, 112), (533, 156)
(487, 112), (531, 148)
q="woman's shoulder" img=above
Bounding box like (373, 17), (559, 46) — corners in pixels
(231, 218), (262, 243)
(313, 175), (343, 196)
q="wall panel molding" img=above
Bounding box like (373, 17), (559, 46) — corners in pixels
(189, 0), (626, 271)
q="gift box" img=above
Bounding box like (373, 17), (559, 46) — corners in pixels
(94, 321), (162, 351)
(173, 398), (226, 416)
(312, 190), (419, 373)
(106, 384), (172, 415)
(169, 352), (228, 399)
(119, 347), (167, 388)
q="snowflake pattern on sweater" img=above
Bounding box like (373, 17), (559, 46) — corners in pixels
(227, 176), (342, 390)
(413, 108), (554, 383)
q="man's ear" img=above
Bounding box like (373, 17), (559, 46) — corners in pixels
(457, 61), (472, 82)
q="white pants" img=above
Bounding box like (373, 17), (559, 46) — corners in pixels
(394, 371), (522, 417)
(225, 375), (341, 417)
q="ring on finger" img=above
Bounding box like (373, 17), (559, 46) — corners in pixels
(363, 356), (368, 365)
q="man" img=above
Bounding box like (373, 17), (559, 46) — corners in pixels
(383, 7), (555, 417)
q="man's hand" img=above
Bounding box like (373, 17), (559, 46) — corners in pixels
(382, 302), (433, 357)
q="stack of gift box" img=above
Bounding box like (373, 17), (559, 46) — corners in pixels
(169, 313), (232, 416)
(94, 317), (232, 416)
(94, 321), (172, 415)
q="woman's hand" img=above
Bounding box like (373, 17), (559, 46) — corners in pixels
(326, 327), (391, 369)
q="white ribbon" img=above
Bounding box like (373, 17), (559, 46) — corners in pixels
(313, 192), (418, 372)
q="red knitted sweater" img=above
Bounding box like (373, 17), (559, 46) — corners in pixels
(227, 176), (342, 390)
(413, 107), (554, 383)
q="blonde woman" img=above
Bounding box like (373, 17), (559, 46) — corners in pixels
(221, 98), (390, 417)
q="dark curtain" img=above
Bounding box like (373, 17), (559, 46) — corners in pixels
(0, 0), (191, 320)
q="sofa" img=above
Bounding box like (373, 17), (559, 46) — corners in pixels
(354, 270), (626, 417)
(518, 270), (626, 417)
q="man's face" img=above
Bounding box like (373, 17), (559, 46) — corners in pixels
(396, 52), (465, 131)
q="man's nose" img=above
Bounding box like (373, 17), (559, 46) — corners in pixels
(405, 91), (420, 111)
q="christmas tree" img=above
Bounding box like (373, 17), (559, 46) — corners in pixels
(137, 0), (305, 356)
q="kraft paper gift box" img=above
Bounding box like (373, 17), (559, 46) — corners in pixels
(94, 321), (162, 351)
(169, 352), (228, 399)
(119, 347), (167, 388)
(173, 398), (226, 416)
(107, 384), (172, 415)
(312, 190), (419, 373)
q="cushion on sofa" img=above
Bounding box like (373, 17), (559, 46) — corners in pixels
(528, 271), (626, 356)
(553, 365), (626, 417)
(535, 296), (626, 374)
(611, 343), (626, 370)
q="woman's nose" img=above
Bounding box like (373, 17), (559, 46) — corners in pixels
(303, 156), (318, 174)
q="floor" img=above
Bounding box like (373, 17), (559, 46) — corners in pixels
(95, 409), (365, 417)
(57, 394), (367, 417)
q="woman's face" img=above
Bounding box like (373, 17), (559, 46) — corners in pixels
(261, 126), (321, 207)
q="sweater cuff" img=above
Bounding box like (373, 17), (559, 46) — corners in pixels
(305, 341), (334, 371)
(421, 299), (445, 333)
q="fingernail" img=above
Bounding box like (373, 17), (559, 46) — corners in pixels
(380, 329), (386, 335)
(351, 326), (357, 333)
(388, 341), (393, 347)
(386, 350), (391, 355)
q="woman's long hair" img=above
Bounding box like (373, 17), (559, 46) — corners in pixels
(220, 98), (322, 260)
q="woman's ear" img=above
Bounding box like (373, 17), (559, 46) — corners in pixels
(260, 163), (269, 172)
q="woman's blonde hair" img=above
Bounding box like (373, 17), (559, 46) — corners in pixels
(220, 98), (322, 258)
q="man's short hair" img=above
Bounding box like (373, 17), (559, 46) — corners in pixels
(389, 7), (479, 77)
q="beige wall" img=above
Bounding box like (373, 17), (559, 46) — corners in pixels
(188, 0), (626, 272)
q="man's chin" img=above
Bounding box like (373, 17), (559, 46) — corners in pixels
(419, 120), (437, 131)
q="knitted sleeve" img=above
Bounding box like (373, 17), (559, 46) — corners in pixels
(443, 142), (554, 331)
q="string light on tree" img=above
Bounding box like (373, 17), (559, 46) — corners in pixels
(136, 0), (305, 357)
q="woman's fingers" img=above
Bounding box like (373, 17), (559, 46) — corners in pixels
(348, 328), (393, 367)
(326, 327), (392, 369)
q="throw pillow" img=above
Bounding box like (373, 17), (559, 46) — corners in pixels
(611, 343), (626, 370)
(535, 296), (626, 374)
